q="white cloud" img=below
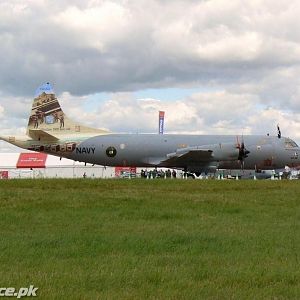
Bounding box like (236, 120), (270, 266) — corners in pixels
(54, 89), (300, 140)
(0, 104), (4, 118)
(52, 3), (131, 52)
(2, 0), (300, 151)
(1, 0), (300, 96)
(247, 107), (300, 141)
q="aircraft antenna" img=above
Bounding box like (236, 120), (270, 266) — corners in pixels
(277, 124), (281, 139)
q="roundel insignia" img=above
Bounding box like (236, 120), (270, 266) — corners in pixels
(106, 146), (117, 157)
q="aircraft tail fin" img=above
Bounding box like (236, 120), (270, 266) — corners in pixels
(26, 83), (109, 138)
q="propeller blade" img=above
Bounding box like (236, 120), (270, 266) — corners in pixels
(236, 136), (250, 168)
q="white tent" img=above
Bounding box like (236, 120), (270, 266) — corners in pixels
(0, 152), (115, 179)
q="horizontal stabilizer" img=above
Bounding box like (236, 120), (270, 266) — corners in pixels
(28, 129), (59, 142)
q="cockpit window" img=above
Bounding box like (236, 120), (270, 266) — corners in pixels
(284, 138), (298, 148)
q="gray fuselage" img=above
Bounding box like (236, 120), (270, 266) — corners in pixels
(67, 134), (300, 172)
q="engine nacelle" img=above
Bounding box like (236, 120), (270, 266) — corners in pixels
(203, 143), (240, 162)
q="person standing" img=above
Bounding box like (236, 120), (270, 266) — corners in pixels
(59, 115), (65, 128)
(172, 170), (176, 179)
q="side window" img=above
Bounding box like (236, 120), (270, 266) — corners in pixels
(285, 138), (298, 148)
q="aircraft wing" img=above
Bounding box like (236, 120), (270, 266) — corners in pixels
(161, 143), (239, 167)
(161, 147), (214, 166)
(28, 129), (59, 142)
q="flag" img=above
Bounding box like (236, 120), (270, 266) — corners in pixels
(159, 111), (165, 134)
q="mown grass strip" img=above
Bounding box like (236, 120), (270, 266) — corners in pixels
(0, 179), (299, 299)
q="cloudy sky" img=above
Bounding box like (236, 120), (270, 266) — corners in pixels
(1, 0), (300, 152)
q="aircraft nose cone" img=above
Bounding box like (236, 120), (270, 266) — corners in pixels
(291, 148), (300, 161)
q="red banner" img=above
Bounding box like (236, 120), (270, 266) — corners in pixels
(0, 171), (8, 179)
(17, 153), (48, 168)
(115, 167), (137, 177)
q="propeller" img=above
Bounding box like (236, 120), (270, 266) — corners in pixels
(236, 136), (250, 169)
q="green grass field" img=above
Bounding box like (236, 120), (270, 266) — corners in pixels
(0, 179), (300, 299)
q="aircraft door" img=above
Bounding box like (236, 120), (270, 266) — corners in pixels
(253, 138), (275, 170)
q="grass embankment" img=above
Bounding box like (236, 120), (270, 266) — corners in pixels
(0, 179), (300, 299)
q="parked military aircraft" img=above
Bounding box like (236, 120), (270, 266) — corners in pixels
(1, 83), (300, 174)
